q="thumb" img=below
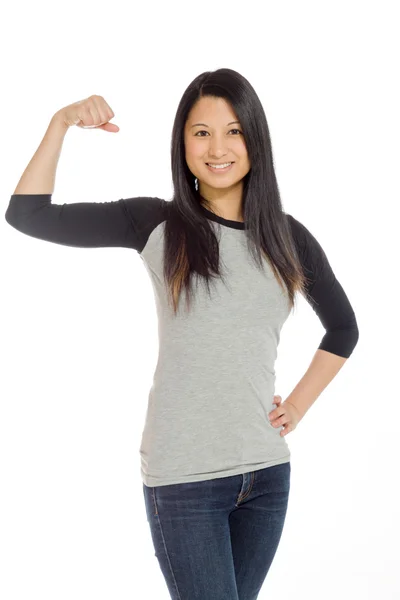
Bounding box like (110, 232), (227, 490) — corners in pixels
(273, 395), (282, 406)
(97, 122), (120, 133)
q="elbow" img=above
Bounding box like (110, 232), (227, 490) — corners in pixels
(320, 318), (360, 359)
(344, 324), (359, 358)
(347, 314), (360, 356)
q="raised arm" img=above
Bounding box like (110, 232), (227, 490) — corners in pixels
(5, 96), (164, 250)
(11, 95), (119, 197)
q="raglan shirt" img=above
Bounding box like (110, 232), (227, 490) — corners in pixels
(5, 194), (359, 487)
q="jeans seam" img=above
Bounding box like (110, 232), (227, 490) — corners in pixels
(151, 486), (158, 516)
(238, 471), (255, 503)
(153, 487), (183, 600)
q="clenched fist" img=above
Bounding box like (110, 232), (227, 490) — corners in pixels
(55, 95), (119, 133)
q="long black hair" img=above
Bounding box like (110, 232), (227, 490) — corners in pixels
(163, 67), (311, 315)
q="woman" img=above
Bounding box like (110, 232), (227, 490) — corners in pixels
(5, 68), (359, 600)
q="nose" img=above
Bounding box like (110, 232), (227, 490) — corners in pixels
(207, 133), (230, 159)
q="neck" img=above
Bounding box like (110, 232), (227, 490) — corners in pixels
(198, 188), (244, 222)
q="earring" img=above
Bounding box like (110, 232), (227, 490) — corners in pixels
(194, 178), (198, 191)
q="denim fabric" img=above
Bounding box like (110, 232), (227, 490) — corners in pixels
(143, 461), (291, 599)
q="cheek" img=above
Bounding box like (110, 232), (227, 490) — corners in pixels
(185, 140), (203, 161)
(239, 145), (251, 168)
(185, 147), (203, 178)
(237, 139), (249, 156)
(185, 148), (206, 177)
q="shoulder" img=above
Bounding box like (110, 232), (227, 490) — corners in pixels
(285, 213), (313, 246)
(121, 196), (170, 229)
(119, 196), (169, 252)
(285, 212), (325, 255)
(284, 212), (332, 283)
(122, 196), (168, 218)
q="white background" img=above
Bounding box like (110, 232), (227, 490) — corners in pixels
(1, 1), (398, 598)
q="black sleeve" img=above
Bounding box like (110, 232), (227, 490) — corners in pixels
(286, 213), (359, 359)
(4, 194), (165, 252)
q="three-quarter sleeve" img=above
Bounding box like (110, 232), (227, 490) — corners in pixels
(287, 213), (359, 358)
(4, 194), (164, 251)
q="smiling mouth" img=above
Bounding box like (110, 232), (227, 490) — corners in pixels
(205, 162), (235, 172)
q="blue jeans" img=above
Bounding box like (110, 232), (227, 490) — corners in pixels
(143, 461), (291, 600)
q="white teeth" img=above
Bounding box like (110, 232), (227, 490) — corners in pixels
(207, 162), (232, 169)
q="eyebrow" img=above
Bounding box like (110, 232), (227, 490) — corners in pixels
(190, 121), (241, 128)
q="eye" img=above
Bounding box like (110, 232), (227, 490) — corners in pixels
(194, 129), (243, 137)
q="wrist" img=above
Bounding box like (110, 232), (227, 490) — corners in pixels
(50, 111), (70, 133)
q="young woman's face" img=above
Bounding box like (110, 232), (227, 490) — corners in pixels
(184, 96), (251, 196)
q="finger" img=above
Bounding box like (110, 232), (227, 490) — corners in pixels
(273, 395), (282, 407)
(103, 99), (115, 119)
(77, 103), (96, 127)
(269, 405), (283, 423)
(271, 410), (288, 427)
(85, 98), (101, 125)
(91, 95), (113, 125)
(280, 424), (292, 437)
(92, 94), (115, 119)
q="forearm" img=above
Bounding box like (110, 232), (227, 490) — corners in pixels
(285, 348), (348, 419)
(13, 112), (69, 195)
